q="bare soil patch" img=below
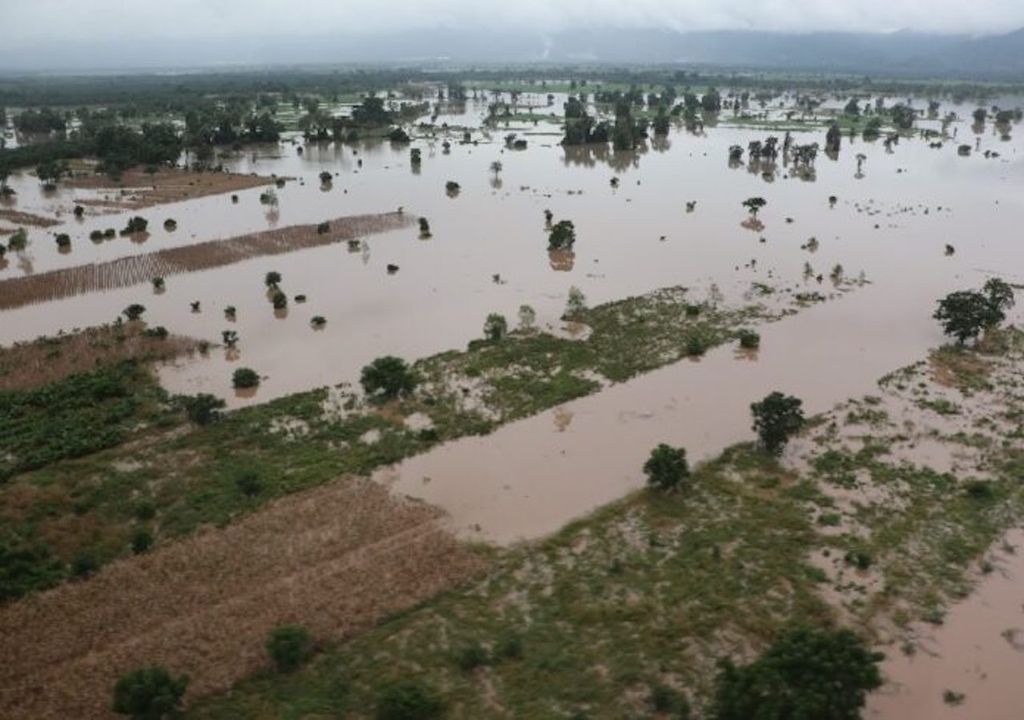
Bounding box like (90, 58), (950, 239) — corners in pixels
(0, 212), (414, 310)
(0, 323), (197, 391)
(0, 479), (484, 719)
(0, 209), (60, 228)
(68, 168), (277, 210)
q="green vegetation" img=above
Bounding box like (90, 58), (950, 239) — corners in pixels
(112, 666), (189, 720)
(232, 368), (260, 389)
(751, 392), (806, 455)
(934, 279), (1015, 345)
(266, 626), (313, 673)
(547, 219), (576, 250)
(643, 443), (690, 491)
(360, 356), (418, 400)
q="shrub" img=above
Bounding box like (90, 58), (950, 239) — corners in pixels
(232, 367), (260, 389)
(319, 171), (333, 184)
(317, 221), (330, 234)
(311, 315), (327, 327)
(90, 229), (105, 241)
(685, 335), (707, 356)
(548, 219), (576, 250)
(163, 218), (177, 231)
(121, 216), (148, 235)
(418, 217), (432, 237)
(376, 681), (445, 720)
(131, 529), (153, 554)
(738, 329), (761, 349)
(518, 304), (536, 331)
(271, 290), (288, 310)
(644, 443), (690, 491)
(104, 228), (117, 238)
(0, 536), (66, 601)
(111, 666), (189, 720)
(388, 127), (411, 143)
(142, 326), (169, 339)
(751, 392), (805, 455)
(175, 393), (226, 425)
(235, 470), (264, 497)
(361, 356), (417, 400)
(445, 180), (461, 195)
(73, 204), (85, 217)
(710, 626), (882, 720)
(564, 286), (586, 318)
(264, 271), (282, 288)
(72, 551), (99, 579)
(151, 277), (165, 290)
(55, 233), (71, 248)
(483, 313), (508, 341)
(8, 227), (28, 251)
(455, 642), (489, 671)
(123, 304), (146, 321)
(266, 625), (313, 672)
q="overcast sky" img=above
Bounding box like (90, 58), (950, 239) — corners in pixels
(7, 0), (1024, 39)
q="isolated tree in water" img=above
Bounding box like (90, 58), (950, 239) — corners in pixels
(751, 392), (805, 455)
(548, 220), (576, 250)
(264, 271), (282, 288)
(643, 444), (690, 491)
(483, 313), (508, 341)
(742, 197), (767, 218)
(710, 626), (883, 720)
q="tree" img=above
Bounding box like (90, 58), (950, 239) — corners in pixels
(121, 216), (148, 235)
(123, 304), (146, 321)
(266, 625), (312, 672)
(376, 681), (445, 720)
(175, 393), (226, 426)
(643, 444), (690, 491)
(709, 626), (883, 720)
(7, 228), (28, 251)
(264, 271), (282, 288)
(319, 171), (332, 184)
(564, 286), (587, 318)
(843, 98), (861, 116)
(361, 356), (417, 400)
(483, 313), (508, 341)
(548, 220), (576, 250)
(489, 160), (503, 177)
(518, 304), (536, 331)
(111, 666), (189, 720)
(742, 197), (767, 217)
(232, 367), (260, 389)
(751, 392), (805, 455)
(934, 282), (1012, 345)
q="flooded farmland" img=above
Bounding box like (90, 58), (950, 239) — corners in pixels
(2, 78), (1024, 720)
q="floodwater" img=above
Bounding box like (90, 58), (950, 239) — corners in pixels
(1, 93), (1021, 409)
(3, 89), (1024, 719)
(867, 528), (1024, 720)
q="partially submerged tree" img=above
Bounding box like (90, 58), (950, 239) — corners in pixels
(643, 444), (690, 491)
(232, 367), (260, 389)
(264, 271), (282, 288)
(548, 220), (576, 251)
(122, 304), (146, 321)
(751, 392), (805, 455)
(742, 197), (767, 218)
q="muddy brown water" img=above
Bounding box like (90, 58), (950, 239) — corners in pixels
(866, 528), (1024, 720)
(2, 92), (1023, 717)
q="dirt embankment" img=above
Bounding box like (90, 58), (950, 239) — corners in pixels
(0, 211), (414, 311)
(0, 209), (60, 228)
(68, 169), (278, 210)
(0, 323), (197, 391)
(0, 479), (484, 719)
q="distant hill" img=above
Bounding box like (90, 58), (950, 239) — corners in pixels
(2, 28), (1023, 79)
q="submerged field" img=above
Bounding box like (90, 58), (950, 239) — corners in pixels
(1, 78), (1023, 718)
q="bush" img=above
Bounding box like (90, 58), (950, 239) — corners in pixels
(738, 329), (761, 349)
(483, 313), (508, 341)
(121, 216), (148, 235)
(455, 642), (489, 671)
(142, 326), (169, 339)
(445, 180), (460, 195)
(271, 290), (288, 310)
(175, 393), (226, 425)
(232, 367), (260, 389)
(266, 625), (312, 672)
(264, 271), (282, 288)
(709, 626), (883, 720)
(548, 220), (576, 250)
(55, 232), (71, 248)
(319, 171), (333, 184)
(564, 286), (587, 318)
(360, 356), (417, 400)
(0, 536), (66, 601)
(8, 227), (28, 251)
(235, 470), (264, 496)
(751, 392), (805, 455)
(311, 315), (327, 327)
(151, 277), (165, 290)
(376, 681), (445, 720)
(644, 443), (690, 491)
(163, 218), (177, 231)
(111, 666), (189, 720)
(685, 335), (708, 356)
(72, 551), (99, 579)
(90, 229), (105, 241)
(123, 304), (146, 321)
(131, 529), (153, 554)
(317, 221), (330, 234)
(104, 228), (117, 238)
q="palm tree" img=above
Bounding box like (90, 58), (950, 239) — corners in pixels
(490, 160), (503, 178)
